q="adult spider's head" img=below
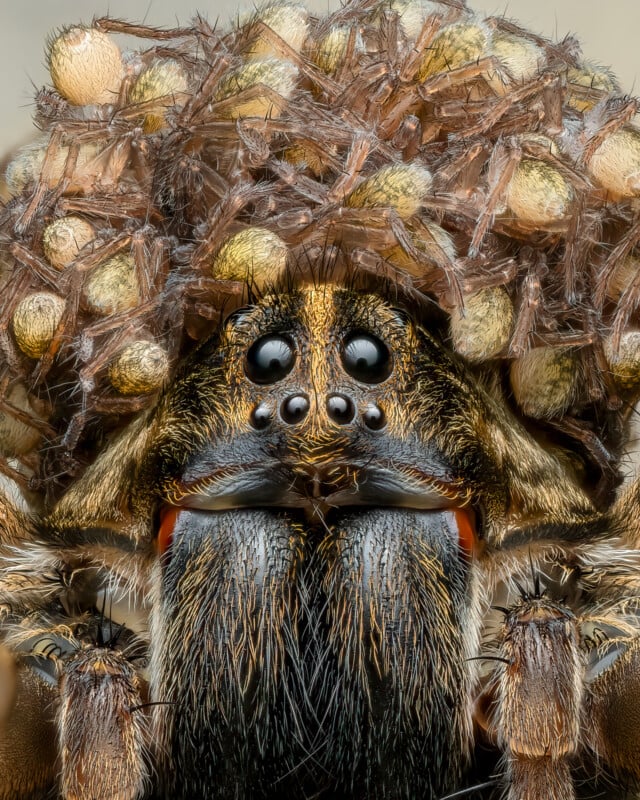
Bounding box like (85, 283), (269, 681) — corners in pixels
(140, 285), (484, 517)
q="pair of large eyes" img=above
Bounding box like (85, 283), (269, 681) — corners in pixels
(245, 332), (392, 385)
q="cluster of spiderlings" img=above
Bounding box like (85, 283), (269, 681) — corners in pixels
(0, 0), (639, 499)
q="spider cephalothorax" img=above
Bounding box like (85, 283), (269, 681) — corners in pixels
(3, 279), (634, 799)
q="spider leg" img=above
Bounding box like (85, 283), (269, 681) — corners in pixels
(0, 611), (149, 800)
(491, 594), (582, 800)
(0, 659), (58, 800)
(0, 471), (151, 800)
(585, 634), (640, 782)
(58, 646), (149, 800)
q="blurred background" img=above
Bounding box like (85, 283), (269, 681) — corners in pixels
(0, 0), (638, 157)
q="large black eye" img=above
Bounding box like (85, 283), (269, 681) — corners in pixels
(245, 335), (295, 384)
(341, 332), (392, 383)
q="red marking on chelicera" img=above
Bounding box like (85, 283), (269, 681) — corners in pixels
(156, 506), (180, 555)
(453, 507), (476, 559)
(155, 504), (476, 558)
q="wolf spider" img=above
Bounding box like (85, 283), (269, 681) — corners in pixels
(0, 272), (639, 799)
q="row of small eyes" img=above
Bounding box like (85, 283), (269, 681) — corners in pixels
(245, 332), (393, 385)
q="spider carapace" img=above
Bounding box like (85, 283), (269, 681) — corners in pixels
(3, 279), (640, 800)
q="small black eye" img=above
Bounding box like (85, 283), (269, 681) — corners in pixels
(250, 402), (272, 429)
(341, 332), (392, 383)
(245, 335), (295, 384)
(363, 403), (386, 430)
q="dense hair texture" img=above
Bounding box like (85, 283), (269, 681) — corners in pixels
(0, 0), (639, 502)
(3, 3), (640, 800)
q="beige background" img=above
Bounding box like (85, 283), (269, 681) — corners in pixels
(0, 0), (638, 157)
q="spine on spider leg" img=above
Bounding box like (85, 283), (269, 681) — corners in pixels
(58, 648), (148, 800)
(493, 597), (583, 800)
